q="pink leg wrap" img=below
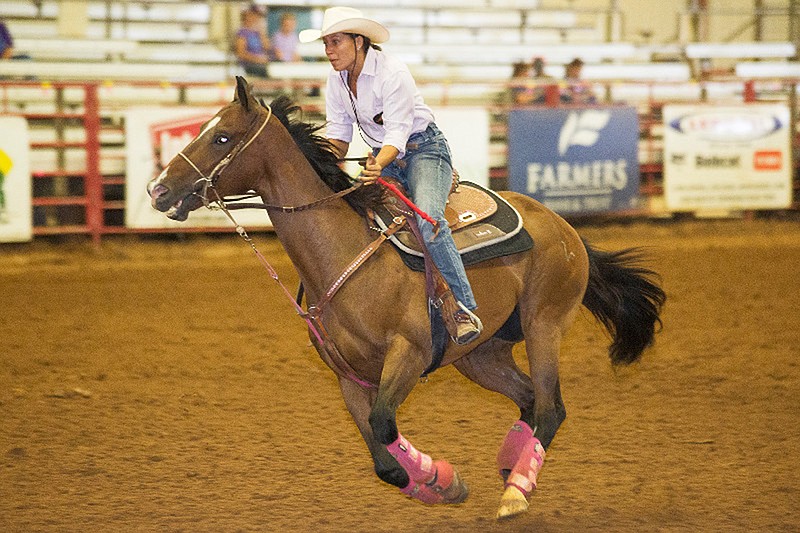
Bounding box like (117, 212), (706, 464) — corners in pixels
(505, 437), (545, 498)
(496, 420), (534, 477)
(389, 434), (457, 504)
(387, 434), (436, 484)
(399, 460), (455, 504)
(497, 421), (545, 497)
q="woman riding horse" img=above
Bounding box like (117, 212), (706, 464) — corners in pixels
(299, 7), (483, 345)
(148, 77), (665, 520)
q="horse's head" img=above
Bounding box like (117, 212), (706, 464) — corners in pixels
(148, 76), (268, 221)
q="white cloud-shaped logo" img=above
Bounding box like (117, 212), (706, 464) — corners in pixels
(558, 110), (611, 156)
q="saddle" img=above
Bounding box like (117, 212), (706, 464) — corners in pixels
(372, 181), (533, 272)
(369, 180), (533, 377)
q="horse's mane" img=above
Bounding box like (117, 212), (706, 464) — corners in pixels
(264, 95), (385, 216)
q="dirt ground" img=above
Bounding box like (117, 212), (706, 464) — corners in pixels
(1, 218), (799, 532)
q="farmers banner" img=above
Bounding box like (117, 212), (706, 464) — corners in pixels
(0, 116), (32, 242)
(507, 107), (640, 214)
(663, 104), (792, 211)
(125, 107), (272, 229)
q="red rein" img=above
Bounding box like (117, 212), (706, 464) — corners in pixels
(377, 177), (438, 229)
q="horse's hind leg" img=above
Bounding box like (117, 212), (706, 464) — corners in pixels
(454, 338), (536, 430)
(453, 337), (543, 470)
(485, 291), (580, 518)
(455, 322), (570, 519)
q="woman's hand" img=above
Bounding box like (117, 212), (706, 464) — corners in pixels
(358, 153), (382, 184)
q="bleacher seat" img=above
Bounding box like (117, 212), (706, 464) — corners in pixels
(735, 62), (800, 78)
(14, 38), (138, 61)
(0, 61), (192, 81)
(685, 42), (796, 59)
(581, 63), (691, 82)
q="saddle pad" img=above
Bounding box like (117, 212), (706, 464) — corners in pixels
(375, 181), (534, 272)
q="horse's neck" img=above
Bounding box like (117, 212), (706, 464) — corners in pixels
(255, 128), (373, 302)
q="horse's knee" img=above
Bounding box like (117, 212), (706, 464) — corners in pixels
(368, 405), (398, 445)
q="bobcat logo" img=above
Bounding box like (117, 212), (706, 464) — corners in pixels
(557, 110), (611, 156)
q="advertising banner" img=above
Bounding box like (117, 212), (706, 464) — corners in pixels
(507, 107), (640, 214)
(125, 107), (272, 229)
(0, 116), (32, 242)
(663, 104), (792, 210)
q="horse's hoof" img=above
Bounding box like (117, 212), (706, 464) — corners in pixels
(441, 467), (469, 504)
(496, 485), (529, 520)
(435, 460), (469, 504)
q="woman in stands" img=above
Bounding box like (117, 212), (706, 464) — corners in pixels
(299, 6), (482, 345)
(0, 19), (16, 60)
(235, 5), (270, 78)
(561, 57), (597, 105)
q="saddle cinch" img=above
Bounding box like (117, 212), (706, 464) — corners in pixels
(372, 179), (533, 273)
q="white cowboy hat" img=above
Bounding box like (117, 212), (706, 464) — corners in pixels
(298, 7), (389, 44)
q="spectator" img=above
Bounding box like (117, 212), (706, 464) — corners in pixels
(1, 19), (16, 60)
(509, 61), (535, 105)
(271, 12), (301, 62)
(235, 4), (270, 78)
(561, 57), (597, 105)
(530, 56), (554, 104)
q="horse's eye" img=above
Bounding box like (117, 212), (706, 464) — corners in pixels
(214, 134), (229, 145)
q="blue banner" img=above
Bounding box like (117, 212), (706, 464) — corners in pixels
(507, 107), (640, 214)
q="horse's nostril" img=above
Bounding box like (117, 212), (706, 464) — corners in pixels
(149, 183), (169, 200)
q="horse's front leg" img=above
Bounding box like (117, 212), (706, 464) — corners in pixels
(368, 338), (469, 504)
(337, 376), (409, 489)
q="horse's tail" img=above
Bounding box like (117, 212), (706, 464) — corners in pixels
(581, 240), (666, 365)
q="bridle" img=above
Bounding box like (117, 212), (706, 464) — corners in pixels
(177, 104), (272, 210)
(176, 103), (363, 214)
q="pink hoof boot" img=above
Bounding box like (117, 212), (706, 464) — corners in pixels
(388, 434), (468, 505)
(505, 437), (545, 498)
(387, 434), (436, 484)
(496, 421), (534, 482)
(400, 460), (469, 504)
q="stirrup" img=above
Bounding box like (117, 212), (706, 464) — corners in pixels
(452, 302), (483, 345)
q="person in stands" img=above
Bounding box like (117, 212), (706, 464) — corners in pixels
(560, 57), (597, 104)
(1, 19), (17, 60)
(235, 4), (270, 78)
(530, 56), (554, 104)
(271, 12), (301, 62)
(509, 61), (536, 105)
(299, 6), (483, 344)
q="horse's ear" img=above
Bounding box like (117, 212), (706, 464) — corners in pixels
(234, 76), (253, 112)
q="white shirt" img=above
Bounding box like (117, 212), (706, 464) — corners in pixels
(325, 47), (434, 157)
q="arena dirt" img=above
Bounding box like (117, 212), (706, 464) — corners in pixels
(1, 219), (798, 532)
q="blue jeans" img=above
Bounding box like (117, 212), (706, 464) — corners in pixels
(377, 124), (477, 310)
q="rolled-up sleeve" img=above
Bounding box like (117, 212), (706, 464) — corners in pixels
(324, 73), (354, 143)
(380, 69), (416, 156)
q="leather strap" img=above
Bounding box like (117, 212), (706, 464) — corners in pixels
(301, 216), (407, 389)
(308, 216), (407, 318)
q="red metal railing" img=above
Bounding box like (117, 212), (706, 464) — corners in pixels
(1, 78), (798, 242)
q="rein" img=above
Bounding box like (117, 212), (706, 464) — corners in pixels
(211, 186), (395, 390)
(176, 106), (396, 389)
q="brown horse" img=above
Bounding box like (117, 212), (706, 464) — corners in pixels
(149, 77), (665, 519)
